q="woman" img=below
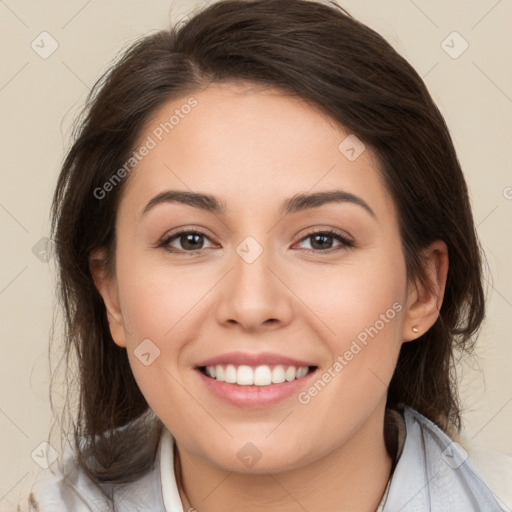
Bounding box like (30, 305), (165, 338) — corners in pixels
(19, 0), (512, 510)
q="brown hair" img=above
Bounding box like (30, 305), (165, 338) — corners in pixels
(50, 0), (486, 488)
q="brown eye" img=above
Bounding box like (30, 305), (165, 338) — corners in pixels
(160, 230), (215, 253)
(296, 229), (354, 253)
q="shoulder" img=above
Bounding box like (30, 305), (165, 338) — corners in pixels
(384, 407), (511, 511)
(15, 456), (118, 512)
(412, 407), (512, 511)
(15, 442), (167, 512)
(463, 442), (512, 512)
(14, 458), (111, 512)
(407, 407), (512, 510)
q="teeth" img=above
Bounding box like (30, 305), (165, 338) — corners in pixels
(296, 367), (309, 379)
(225, 364), (237, 383)
(285, 366), (296, 381)
(254, 365), (272, 386)
(237, 365), (254, 385)
(205, 364), (311, 386)
(271, 365), (286, 383)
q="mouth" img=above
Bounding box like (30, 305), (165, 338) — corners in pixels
(197, 364), (318, 386)
(193, 352), (320, 407)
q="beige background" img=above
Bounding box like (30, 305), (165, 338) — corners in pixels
(0, 0), (511, 508)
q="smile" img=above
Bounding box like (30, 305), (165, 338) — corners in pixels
(199, 364), (316, 386)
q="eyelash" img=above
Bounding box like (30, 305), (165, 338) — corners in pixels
(158, 228), (354, 255)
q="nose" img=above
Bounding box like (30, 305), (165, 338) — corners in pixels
(215, 239), (294, 332)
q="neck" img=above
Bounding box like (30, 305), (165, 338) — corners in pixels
(173, 403), (394, 512)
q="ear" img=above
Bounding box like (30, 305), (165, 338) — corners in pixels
(402, 240), (449, 342)
(89, 249), (127, 348)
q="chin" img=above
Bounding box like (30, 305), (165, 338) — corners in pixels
(197, 436), (317, 475)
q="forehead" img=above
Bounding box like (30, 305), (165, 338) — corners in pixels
(119, 82), (394, 221)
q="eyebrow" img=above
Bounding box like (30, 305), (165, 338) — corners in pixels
(141, 189), (376, 219)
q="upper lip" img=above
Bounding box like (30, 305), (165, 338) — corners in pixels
(195, 351), (317, 369)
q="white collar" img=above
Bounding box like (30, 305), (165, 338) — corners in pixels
(160, 428), (184, 512)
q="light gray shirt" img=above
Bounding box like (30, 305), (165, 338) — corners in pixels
(19, 407), (511, 511)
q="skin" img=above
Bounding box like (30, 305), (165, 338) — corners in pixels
(91, 81), (448, 512)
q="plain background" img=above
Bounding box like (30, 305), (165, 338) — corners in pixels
(0, 0), (511, 508)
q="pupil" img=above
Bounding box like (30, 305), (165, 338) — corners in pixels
(312, 234), (332, 250)
(183, 233), (202, 250)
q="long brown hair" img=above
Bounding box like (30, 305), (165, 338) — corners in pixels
(50, 0), (486, 487)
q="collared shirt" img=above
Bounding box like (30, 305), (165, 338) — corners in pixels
(20, 407), (512, 511)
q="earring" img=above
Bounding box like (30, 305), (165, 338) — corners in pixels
(412, 326), (419, 333)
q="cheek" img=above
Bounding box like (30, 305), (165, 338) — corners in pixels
(294, 250), (407, 420)
(116, 254), (209, 345)
(296, 252), (406, 350)
(293, 251), (407, 409)
(116, 256), (208, 413)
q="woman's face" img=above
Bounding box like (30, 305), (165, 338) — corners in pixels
(94, 82), (421, 472)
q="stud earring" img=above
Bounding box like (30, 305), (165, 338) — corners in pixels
(412, 326), (419, 333)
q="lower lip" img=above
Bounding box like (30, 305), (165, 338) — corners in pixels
(195, 368), (318, 408)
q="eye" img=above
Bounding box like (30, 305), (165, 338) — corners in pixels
(158, 228), (354, 255)
(159, 230), (216, 253)
(295, 229), (354, 253)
